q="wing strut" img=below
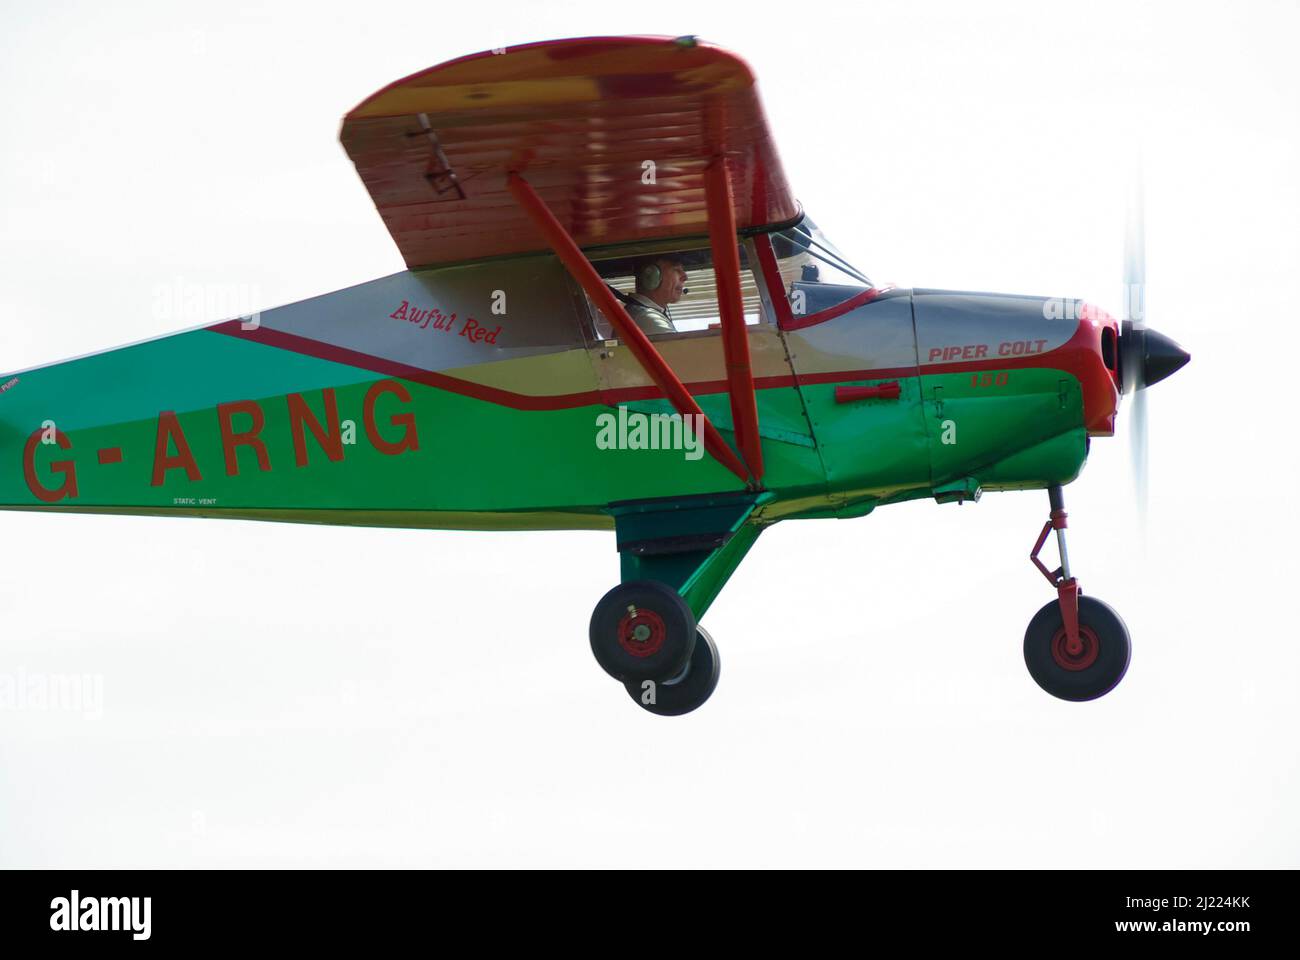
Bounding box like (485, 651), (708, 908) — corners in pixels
(704, 157), (765, 483)
(505, 171), (753, 486)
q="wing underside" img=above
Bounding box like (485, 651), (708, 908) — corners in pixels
(339, 36), (799, 268)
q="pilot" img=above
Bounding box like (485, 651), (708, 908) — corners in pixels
(624, 257), (687, 335)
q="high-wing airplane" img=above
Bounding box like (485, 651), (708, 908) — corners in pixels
(1, 36), (1188, 715)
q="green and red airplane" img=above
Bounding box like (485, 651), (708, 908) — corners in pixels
(0, 36), (1188, 715)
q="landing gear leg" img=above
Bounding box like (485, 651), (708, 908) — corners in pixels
(1034, 485), (1082, 656)
(1024, 485), (1131, 701)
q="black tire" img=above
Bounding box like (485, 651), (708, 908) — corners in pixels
(1024, 594), (1131, 702)
(624, 627), (721, 717)
(589, 580), (696, 683)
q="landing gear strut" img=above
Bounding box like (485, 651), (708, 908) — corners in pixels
(1024, 485), (1131, 701)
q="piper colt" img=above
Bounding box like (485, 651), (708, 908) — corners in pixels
(0, 36), (1188, 715)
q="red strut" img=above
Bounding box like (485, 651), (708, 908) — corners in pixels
(704, 156), (764, 483)
(505, 171), (751, 485)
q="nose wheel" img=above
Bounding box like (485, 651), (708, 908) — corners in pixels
(1025, 485), (1131, 701)
(1024, 594), (1130, 701)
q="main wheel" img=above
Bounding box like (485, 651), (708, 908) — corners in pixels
(1024, 595), (1131, 701)
(589, 580), (696, 683)
(624, 627), (721, 716)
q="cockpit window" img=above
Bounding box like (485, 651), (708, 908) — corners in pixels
(583, 246), (765, 340)
(769, 217), (872, 320)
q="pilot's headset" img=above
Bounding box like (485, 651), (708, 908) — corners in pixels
(635, 261), (662, 292)
(635, 260), (687, 295)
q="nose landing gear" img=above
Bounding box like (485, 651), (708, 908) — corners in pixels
(1024, 485), (1131, 701)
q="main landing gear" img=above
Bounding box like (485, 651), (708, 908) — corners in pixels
(1024, 485), (1131, 701)
(589, 580), (721, 716)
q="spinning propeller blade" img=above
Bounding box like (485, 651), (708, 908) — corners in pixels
(1117, 161), (1190, 525)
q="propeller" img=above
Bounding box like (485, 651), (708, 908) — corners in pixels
(1117, 165), (1190, 523)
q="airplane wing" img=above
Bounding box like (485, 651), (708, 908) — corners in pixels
(339, 36), (799, 269)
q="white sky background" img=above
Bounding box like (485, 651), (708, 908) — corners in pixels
(0, 0), (1296, 868)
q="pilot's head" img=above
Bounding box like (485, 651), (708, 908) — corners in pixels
(634, 257), (687, 308)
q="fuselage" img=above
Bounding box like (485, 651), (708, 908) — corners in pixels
(0, 250), (1120, 531)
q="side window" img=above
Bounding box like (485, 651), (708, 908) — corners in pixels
(581, 247), (769, 342)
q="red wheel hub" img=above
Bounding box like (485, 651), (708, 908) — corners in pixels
(1051, 624), (1100, 671)
(617, 608), (666, 658)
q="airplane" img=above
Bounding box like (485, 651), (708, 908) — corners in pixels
(0, 35), (1188, 716)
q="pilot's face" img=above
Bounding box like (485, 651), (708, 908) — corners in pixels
(658, 261), (687, 303)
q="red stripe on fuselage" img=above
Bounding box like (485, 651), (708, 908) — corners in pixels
(780, 287), (885, 331)
(209, 321), (598, 411)
(209, 316), (1116, 432)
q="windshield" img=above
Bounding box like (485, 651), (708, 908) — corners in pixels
(769, 217), (872, 320)
(773, 217), (872, 287)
